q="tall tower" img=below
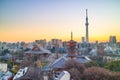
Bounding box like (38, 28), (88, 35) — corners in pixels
(71, 32), (73, 40)
(85, 9), (89, 42)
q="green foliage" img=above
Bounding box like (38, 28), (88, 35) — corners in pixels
(104, 60), (120, 72)
(12, 65), (19, 74)
(41, 63), (46, 67)
(41, 60), (49, 67)
(85, 61), (99, 67)
(96, 59), (105, 67)
(7, 61), (14, 69)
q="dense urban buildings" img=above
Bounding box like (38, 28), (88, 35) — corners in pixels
(0, 36), (120, 79)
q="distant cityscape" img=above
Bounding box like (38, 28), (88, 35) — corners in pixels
(0, 34), (120, 58)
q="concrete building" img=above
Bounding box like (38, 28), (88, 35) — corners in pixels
(109, 36), (117, 44)
(35, 39), (47, 48)
(55, 71), (70, 80)
(0, 63), (7, 72)
(82, 37), (85, 43)
(51, 39), (62, 48)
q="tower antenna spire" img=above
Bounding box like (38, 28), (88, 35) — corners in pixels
(71, 32), (73, 40)
(85, 9), (89, 42)
(86, 9), (88, 17)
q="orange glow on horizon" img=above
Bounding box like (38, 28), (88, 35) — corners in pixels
(0, 24), (120, 43)
(0, 35), (120, 43)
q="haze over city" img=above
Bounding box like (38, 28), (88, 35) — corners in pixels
(0, 0), (120, 42)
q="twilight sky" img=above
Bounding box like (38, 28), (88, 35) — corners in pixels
(0, 0), (120, 42)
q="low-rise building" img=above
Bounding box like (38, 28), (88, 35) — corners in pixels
(0, 63), (7, 72)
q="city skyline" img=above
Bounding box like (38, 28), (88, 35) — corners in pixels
(0, 0), (120, 42)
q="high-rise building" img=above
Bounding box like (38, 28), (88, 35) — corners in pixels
(85, 9), (89, 42)
(81, 36), (85, 43)
(109, 36), (116, 44)
(35, 39), (46, 48)
(51, 39), (62, 48)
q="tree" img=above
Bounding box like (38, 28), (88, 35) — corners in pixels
(63, 60), (85, 80)
(104, 60), (120, 72)
(63, 60), (85, 74)
(69, 68), (81, 80)
(82, 67), (110, 80)
(20, 58), (32, 67)
(109, 72), (120, 80)
(35, 59), (41, 68)
(85, 61), (98, 67)
(83, 66), (120, 80)
(12, 65), (19, 74)
(63, 60), (120, 80)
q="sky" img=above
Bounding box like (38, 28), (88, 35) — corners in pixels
(0, 0), (120, 42)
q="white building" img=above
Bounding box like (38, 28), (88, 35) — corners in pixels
(0, 63), (7, 72)
(55, 71), (70, 80)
